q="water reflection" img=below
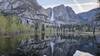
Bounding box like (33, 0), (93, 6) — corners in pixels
(16, 35), (96, 56)
(0, 37), (17, 54)
(0, 32), (96, 56)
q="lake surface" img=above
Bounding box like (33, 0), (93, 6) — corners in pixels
(0, 32), (97, 56)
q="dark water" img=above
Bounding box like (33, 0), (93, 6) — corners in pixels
(0, 37), (17, 52)
(0, 33), (98, 56)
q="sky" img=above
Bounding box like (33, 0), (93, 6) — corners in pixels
(37, 0), (99, 13)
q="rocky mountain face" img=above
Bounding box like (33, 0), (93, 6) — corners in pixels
(0, 0), (98, 25)
(46, 5), (81, 24)
(46, 5), (100, 25)
(0, 0), (41, 14)
(78, 8), (100, 24)
(0, 0), (47, 24)
(46, 8), (52, 19)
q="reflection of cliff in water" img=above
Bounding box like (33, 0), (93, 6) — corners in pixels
(13, 34), (96, 56)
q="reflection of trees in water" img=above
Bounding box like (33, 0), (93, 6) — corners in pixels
(41, 24), (45, 40)
(0, 37), (17, 55)
(13, 34), (96, 56)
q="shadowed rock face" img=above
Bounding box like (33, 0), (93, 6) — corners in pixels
(46, 8), (52, 19)
(0, 0), (82, 25)
(0, 0), (48, 24)
(53, 5), (70, 22)
(46, 5), (81, 24)
(78, 8), (100, 23)
(0, 0), (41, 11)
(0, 0), (42, 17)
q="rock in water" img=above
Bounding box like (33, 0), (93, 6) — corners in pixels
(43, 55), (47, 56)
(73, 50), (94, 56)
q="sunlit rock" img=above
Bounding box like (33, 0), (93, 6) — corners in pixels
(73, 50), (94, 56)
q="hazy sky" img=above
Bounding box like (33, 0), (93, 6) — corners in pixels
(37, 0), (98, 13)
